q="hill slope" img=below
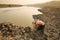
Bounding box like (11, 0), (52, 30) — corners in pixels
(26, 1), (60, 8)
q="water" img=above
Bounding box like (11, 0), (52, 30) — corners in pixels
(0, 6), (42, 27)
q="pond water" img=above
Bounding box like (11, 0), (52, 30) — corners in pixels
(0, 6), (42, 27)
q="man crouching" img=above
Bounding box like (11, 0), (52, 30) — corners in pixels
(32, 19), (45, 33)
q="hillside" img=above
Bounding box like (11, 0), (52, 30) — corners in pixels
(26, 1), (60, 8)
(33, 6), (60, 40)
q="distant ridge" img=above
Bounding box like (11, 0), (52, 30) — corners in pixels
(26, 1), (60, 8)
(0, 4), (23, 8)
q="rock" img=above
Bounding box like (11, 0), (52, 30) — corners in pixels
(0, 22), (47, 40)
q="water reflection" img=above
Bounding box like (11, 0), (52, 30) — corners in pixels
(0, 6), (43, 27)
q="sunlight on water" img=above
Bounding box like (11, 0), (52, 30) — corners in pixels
(0, 6), (43, 27)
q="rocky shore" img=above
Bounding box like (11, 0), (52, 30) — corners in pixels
(0, 22), (47, 40)
(0, 6), (60, 40)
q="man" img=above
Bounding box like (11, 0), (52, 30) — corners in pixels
(32, 19), (45, 31)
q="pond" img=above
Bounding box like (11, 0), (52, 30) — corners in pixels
(0, 6), (43, 27)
